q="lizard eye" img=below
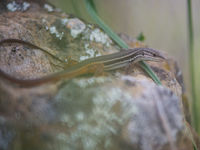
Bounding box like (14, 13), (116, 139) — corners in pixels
(142, 52), (145, 56)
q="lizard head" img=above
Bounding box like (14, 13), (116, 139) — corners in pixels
(133, 48), (166, 62)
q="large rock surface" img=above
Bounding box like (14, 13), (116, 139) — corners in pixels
(0, 0), (199, 150)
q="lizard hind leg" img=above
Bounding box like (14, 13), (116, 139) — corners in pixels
(87, 63), (106, 77)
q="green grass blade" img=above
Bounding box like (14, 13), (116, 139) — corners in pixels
(84, 0), (128, 49)
(140, 61), (161, 85)
(84, 0), (161, 85)
(187, 0), (199, 133)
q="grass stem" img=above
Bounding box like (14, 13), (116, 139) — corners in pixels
(187, 0), (199, 133)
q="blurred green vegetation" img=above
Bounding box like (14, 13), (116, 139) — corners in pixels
(49, 0), (200, 135)
(194, 40), (200, 133)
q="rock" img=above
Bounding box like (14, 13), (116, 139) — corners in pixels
(0, 0), (199, 150)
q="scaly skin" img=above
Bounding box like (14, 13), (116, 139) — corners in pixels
(0, 39), (165, 87)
